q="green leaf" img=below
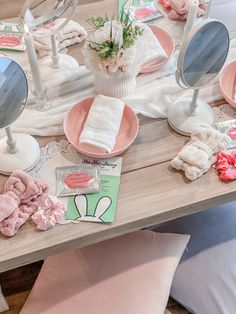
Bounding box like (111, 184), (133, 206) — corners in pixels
(110, 20), (112, 39)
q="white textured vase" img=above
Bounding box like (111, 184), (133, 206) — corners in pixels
(94, 72), (136, 98)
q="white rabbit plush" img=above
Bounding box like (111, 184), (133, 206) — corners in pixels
(74, 194), (112, 222)
(171, 126), (231, 181)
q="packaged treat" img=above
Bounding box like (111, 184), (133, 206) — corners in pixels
(0, 22), (26, 52)
(56, 165), (100, 197)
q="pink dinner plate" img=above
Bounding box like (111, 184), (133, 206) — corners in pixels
(139, 24), (174, 74)
(64, 97), (139, 158)
(219, 61), (236, 109)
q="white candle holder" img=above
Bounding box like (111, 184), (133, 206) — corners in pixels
(24, 24), (51, 111)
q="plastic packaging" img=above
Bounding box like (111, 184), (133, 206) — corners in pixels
(56, 165), (100, 197)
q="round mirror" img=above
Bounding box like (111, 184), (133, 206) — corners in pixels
(168, 19), (230, 136)
(0, 56), (28, 129)
(21, 0), (77, 36)
(177, 19), (230, 89)
(0, 56), (40, 175)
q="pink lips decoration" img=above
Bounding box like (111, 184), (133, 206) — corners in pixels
(0, 36), (21, 47)
(63, 172), (94, 189)
(227, 127), (236, 141)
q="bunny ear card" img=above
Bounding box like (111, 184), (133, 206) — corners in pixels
(66, 157), (122, 223)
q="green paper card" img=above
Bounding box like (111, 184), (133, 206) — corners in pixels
(118, 0), (158, 20)
(66, 157), (122, 223)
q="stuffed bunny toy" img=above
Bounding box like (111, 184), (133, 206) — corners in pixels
(74, 194), (112, 222)
(171, 126), (231, 181)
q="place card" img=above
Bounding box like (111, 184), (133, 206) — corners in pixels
(66, 157), (122, 223)
(124, 2), (163, 23)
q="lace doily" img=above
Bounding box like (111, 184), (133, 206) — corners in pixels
(29, 140), (78, 178)
(213, 104), (236, 123)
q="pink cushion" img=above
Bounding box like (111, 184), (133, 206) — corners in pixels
(20, 231), (189, 314)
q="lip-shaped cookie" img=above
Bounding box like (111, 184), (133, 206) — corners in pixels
(63, 172), (94, 189)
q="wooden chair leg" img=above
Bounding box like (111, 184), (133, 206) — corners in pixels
(0, 285), (9, 312)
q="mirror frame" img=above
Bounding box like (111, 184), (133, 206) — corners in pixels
(21, 0), (78, 36)
(0, 56), (28, 129)
(176, 19), (230, 89)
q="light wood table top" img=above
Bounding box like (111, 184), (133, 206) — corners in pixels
(1, 0), (235, 273)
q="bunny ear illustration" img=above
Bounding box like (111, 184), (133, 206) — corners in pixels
(74, 194), (88, 218)
(94, 196), (112, 221)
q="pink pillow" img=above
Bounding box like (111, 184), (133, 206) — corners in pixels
(20, 231), (189, 314)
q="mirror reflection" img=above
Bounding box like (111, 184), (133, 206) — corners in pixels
(22, 0), (74, 30)
(182, 21), (229, 88)
(0, 57), (28, 128)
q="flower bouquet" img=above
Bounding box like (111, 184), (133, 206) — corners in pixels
(82, 14), (144, 97)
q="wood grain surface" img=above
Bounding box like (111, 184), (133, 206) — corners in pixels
(0, 0), (234, 280)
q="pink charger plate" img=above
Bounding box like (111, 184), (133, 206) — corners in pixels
(219, 61), (236, 108)
(139, 24), (174, 74)
(64, 97), (139, 159)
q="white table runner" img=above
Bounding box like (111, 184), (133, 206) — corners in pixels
(1, 2), (235, 137)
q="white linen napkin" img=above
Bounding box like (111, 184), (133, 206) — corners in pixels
(139, 23), (168, 66)
(80, 95), (125, 153)
(32, 18), (87, 57)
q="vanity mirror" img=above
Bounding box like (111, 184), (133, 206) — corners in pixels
(0, 56), (40, 174)
(168, 19), (230, 136)
(21, 0), (79, 71)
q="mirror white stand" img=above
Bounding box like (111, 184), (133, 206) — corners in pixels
(168, 90), (215, 136)
(0, 56), (40, 175)
(39, 33), (79, 77)
(22, 0), (80, 77)
(205, 0), (213, 19)
(168, 19), (229, 136)
(0, 128), (40, 175)
(39, 33), (79, 75)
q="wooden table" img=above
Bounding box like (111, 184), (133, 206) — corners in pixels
(0, 0), (236, 312)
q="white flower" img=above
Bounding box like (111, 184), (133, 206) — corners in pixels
(93, 21), (123, 48)
(81, 19), (145, 77)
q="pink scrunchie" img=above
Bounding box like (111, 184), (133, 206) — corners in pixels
(31, 195), (66, 231)
(216, 151), (236, 181)
(0, 171), (65, 237)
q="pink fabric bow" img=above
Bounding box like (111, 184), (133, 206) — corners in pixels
(165, 0), (207, 20)
(0, 171), (65, 237)
(159, 0), (172, 10)
(216, 151), (236, 181)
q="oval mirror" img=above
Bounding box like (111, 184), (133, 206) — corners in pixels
(21, 0), (77, 36)
(0, 56), (28, 129)
(177, 19), (230, 89)
(168, 19), (230, 136)
(0, 56), (41, 175)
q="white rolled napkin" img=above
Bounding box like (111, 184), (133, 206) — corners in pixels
(33, 18), (87, 57)
(80, 95), (125, 153)
(139, 23), (168, 65)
